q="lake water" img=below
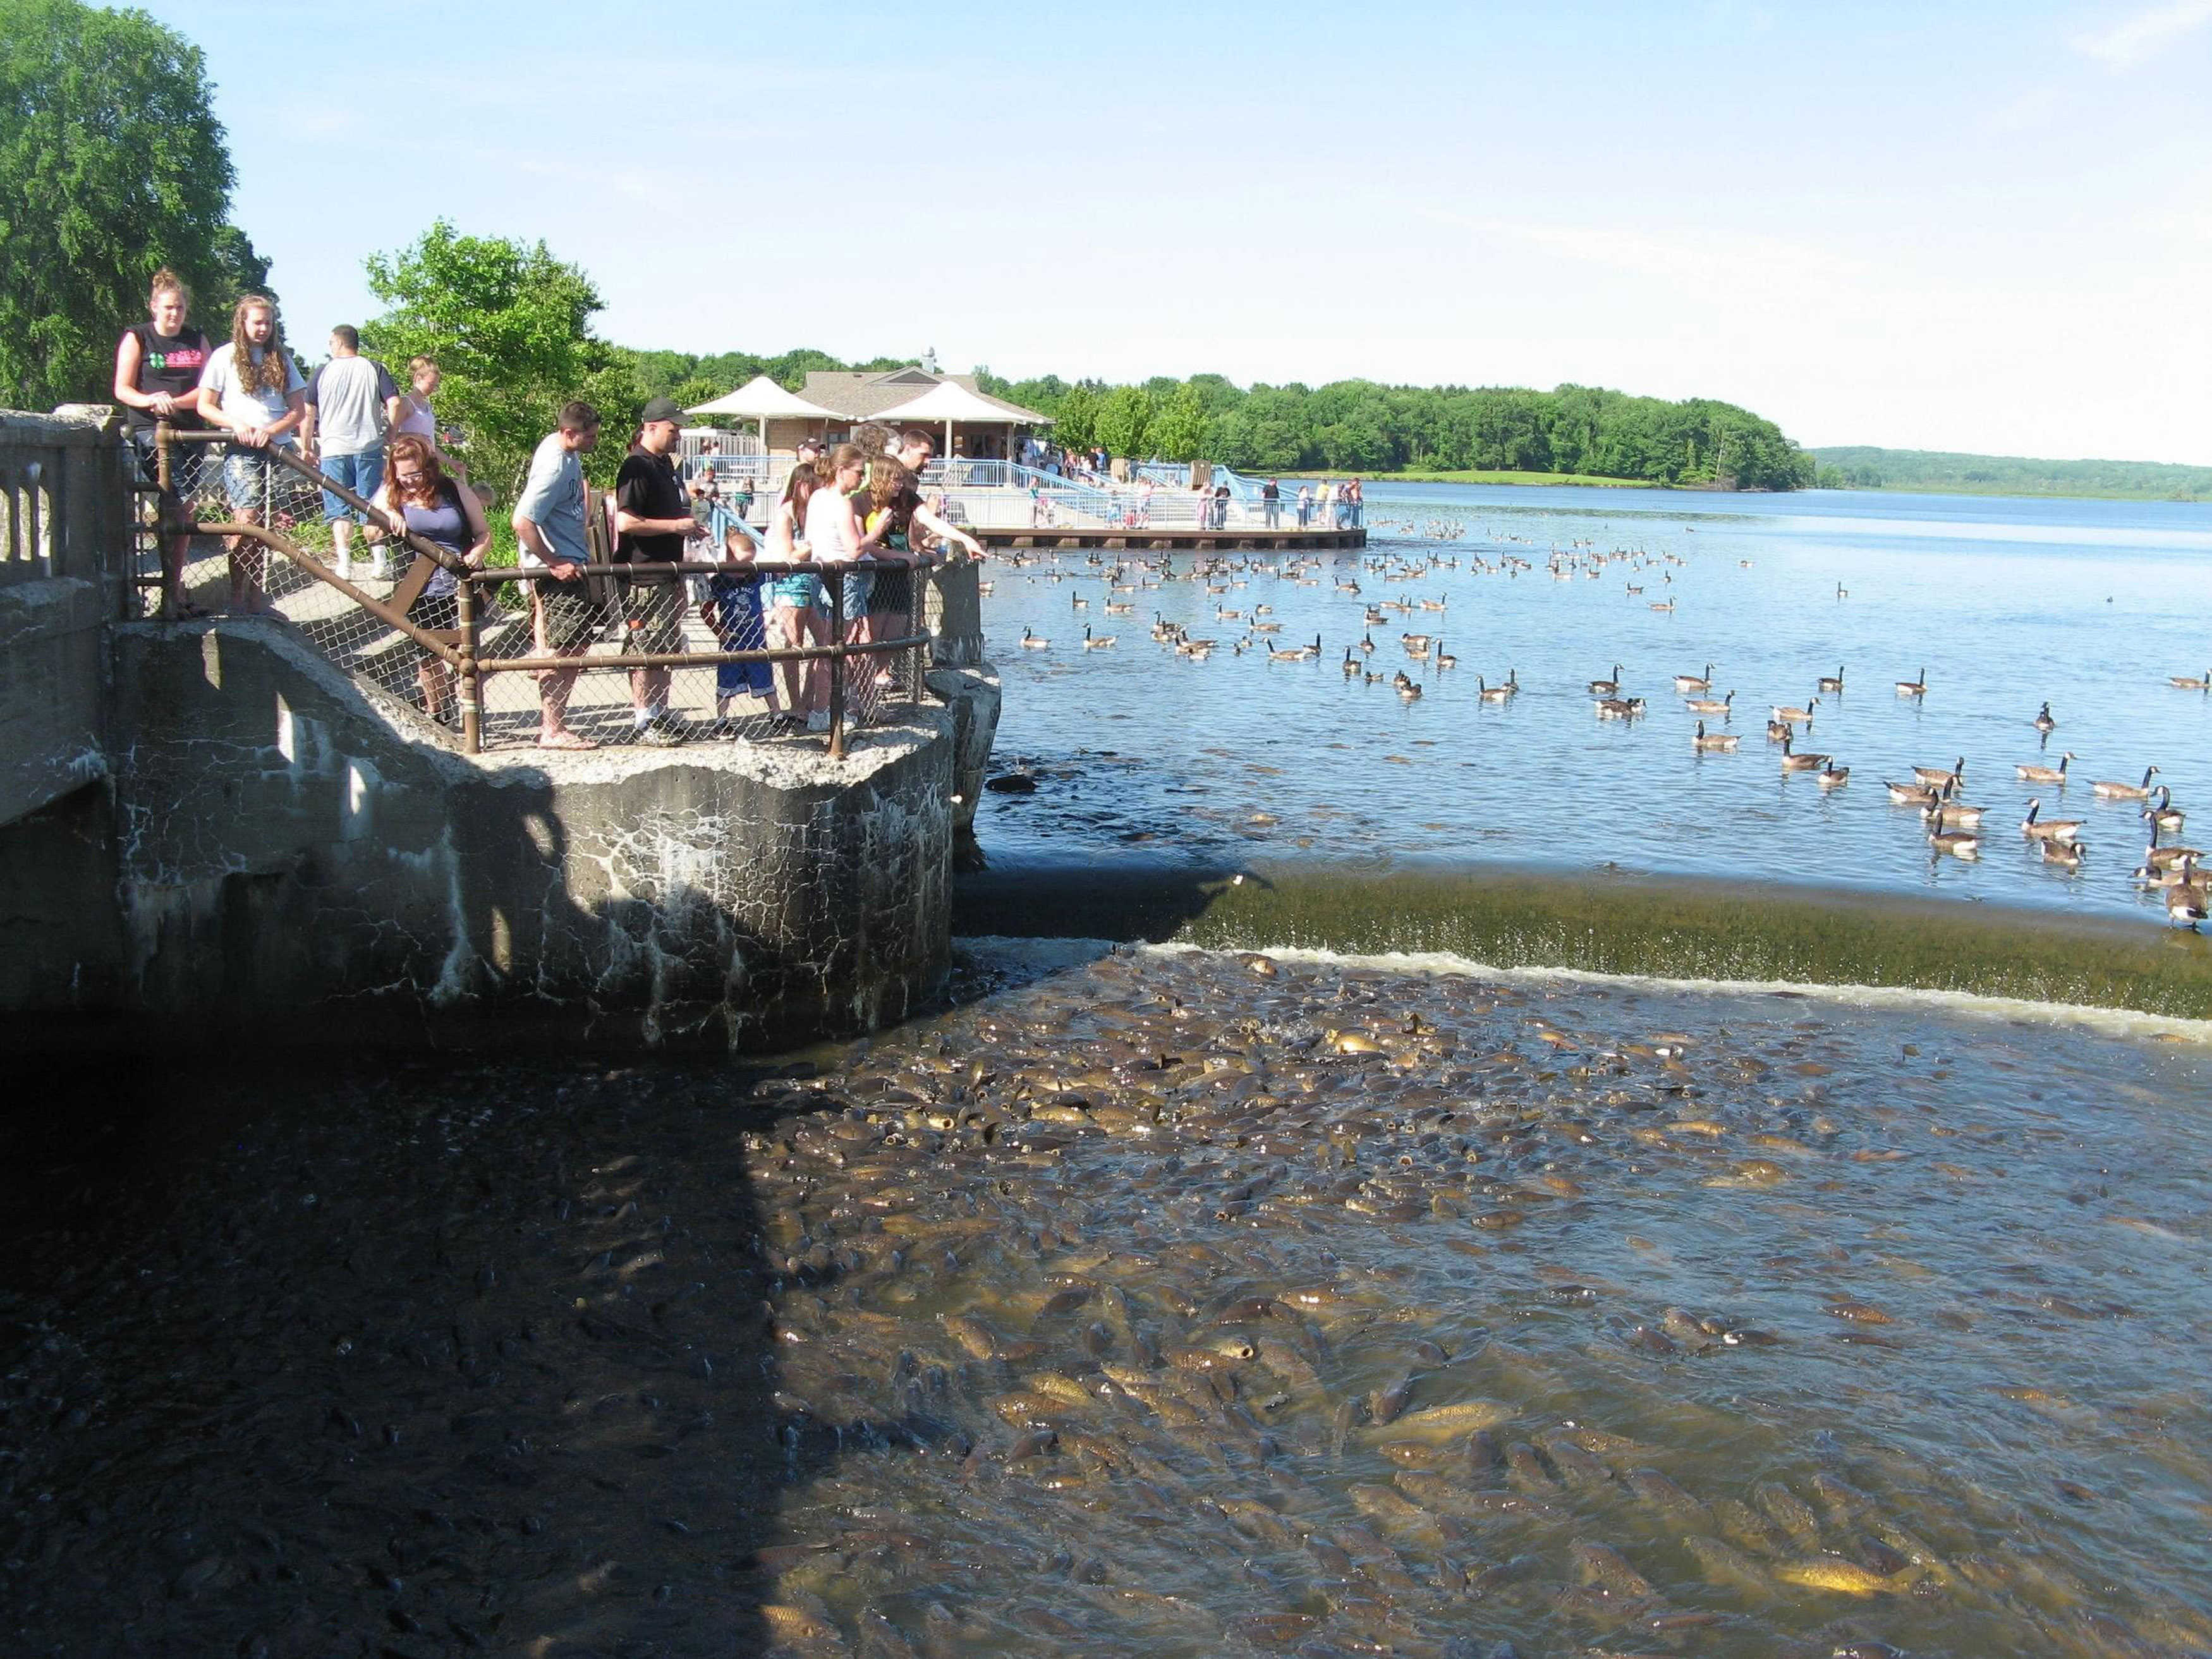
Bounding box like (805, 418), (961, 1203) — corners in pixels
(974, 485), (2212, 925)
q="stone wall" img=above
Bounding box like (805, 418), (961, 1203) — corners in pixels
(87, 619), (985, 1049)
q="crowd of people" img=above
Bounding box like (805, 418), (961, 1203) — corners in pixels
(109, 270), (985, 752)
(511, 408), (983, 751)
(111, 269), (464, 617)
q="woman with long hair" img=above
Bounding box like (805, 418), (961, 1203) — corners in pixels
(765, 460), (827, 729)
(112, 267), (211, 614)
(367, 434), (489, 724)
(193, 293), (305, 614)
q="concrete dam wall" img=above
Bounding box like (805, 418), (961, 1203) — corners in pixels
(0, 408), (1000, 1052)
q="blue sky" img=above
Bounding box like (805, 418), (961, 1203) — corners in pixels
(133, 1), (2211, 463)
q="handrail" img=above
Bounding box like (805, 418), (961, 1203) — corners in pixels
(148, 426), (943, 760)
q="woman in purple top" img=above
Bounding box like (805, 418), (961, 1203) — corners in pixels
(368, 434), (488, 725)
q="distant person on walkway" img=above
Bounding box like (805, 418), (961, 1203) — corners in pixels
(302, 326), (403, 581)
(1345, 477), (1364, 528)
(1316, 478), (1334, 530)
(1296, 483), (1313, 528)
(112, 267), (212, 615)
(1213, 483), (1232, 530)
(513, 400), (603, 750)
(367, 433), (487, 726)
(614, 396), (710, 745)
(1136, 476), (1155, 527)
(764, 460), (825, 729)
(1261, 477), (1281, 529)
(193, 293), (305, 616)
(393, 355), (467, 485)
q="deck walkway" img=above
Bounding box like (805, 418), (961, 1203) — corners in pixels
(971, 525), (1366, 552)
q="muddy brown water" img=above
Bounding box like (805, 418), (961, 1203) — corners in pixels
(3, 942), (2209, 1656)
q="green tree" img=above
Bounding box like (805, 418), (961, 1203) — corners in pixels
(1093, 384), (1153, 461)
(1148, 384), (1206, 462)
(363, 221), (640, 494)
(1054, 383), (1102, 452)
(0, 0), (264, 409)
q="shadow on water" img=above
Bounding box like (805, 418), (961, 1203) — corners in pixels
(0, 1045), (860, 1656)
(955, 854), (2212, 1018)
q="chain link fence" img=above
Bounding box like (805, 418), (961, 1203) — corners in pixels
(142, 428), (932, 755)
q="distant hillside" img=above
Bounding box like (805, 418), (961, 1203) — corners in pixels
(1811, 446), (2212, 502)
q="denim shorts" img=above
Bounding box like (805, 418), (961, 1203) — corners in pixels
(320, 445), (384, 523)
(222, 444), (293, 513)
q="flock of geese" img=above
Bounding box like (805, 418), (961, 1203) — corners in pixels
(993, 544), (2209, 928)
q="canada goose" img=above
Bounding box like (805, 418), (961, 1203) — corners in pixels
(1816, 762), (1850, 788)
(1896, 668), (1928, 697)
(1253, 602), (1273, 615)
(1435, 642), (1457, 669)
(1419, 596), (1448, 612)
(1476, 676), (1514, 703)
(1250, 619), (1282, 634)
(1650, 599), (1677, 612)
(1836, 582), (1849, 599)
(2039, 837), (2086, 869)
(2031, 702), (2056, 734)
(1913, 757), (1966, 789)
(1691, 720), (1738, 752)
(2144, 786), (2185, 831)
(1342, 647), (1359, 678)
(1771, 698), (1818, 724)
(1684, 690), (1733, 717)
(2139, 818), (2204, 872)
(1020, 628), (1051, 649)
(1401, 632), (1431, 655)
(1071, 592), (1088, 610)
(1885, 779), (1942, 806)
(1588, 664), (1624, 695)
(1081, 626), (1115, 650)
(1399, 680), (1424, 701)
(1358, 633), (1376, 654)
(1595, 696), (1646, 719)
(2164, 854), (2208, 929)
(1926, 793), (1986, 830)
(1674, 662), (1714, 693)
(1765, 719), (1793, 743)
(2169, 670), (2209, 690)
(1923, 808), (1979, 856)
(2016, 751), (2074, 784)
(1104, 599), (1133, 614)
(1779, 732), (1828, 772)
(2021, 799), (2086, 842)
(2091, 765), (2160, 800)
(1817, 665), (1845, 693)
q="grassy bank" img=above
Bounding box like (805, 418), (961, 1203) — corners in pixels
(955, 861), (2212, 1021)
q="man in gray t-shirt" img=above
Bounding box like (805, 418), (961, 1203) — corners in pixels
(512, 401), (604, 748)
(303, 325), (403, 578)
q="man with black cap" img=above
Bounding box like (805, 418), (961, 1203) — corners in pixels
(614, 396), (709, 743)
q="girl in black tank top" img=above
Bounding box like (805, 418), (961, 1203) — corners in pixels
(119, 320), (210, 432)
(113, 272), (212, 613)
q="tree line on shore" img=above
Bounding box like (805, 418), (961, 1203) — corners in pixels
(630, 349), (1818, 492)
(1809, 446), (2212, 501)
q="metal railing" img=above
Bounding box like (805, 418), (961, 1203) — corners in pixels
(149, 427), (933, 759)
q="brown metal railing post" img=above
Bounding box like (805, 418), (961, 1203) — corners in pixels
(154, 422), (174, 619)
(456, 579), (483, 754)
(827, 569), (847, 760)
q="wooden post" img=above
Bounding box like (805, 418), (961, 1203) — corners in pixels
(456, 580), (483, 755)
(154, 423), (174, 620)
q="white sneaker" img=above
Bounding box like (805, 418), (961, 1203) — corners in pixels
(370, 553), (392, 581)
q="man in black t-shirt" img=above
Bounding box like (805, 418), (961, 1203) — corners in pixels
(614, 397), (708, 743)
(1262, 477), (1281, 528)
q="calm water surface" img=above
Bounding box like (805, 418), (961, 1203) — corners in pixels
(976, 485), (2212, 923)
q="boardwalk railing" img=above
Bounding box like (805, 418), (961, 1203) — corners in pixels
(150, 427), (935, 758)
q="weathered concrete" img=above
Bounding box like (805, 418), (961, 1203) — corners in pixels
(76, 619), (992, 1048)
(0, 408), (131, 828)
(0, 407), (1003, 1050)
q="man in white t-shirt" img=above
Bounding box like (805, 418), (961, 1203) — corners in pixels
(302, 325), (403, 580)
(194, 294), (305, 615)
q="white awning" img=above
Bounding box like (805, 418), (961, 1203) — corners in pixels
(870, 379), (1052, 426)
(684, 375), (837, 420)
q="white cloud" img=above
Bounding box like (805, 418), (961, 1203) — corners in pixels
(2072, 0), (2212, 68)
